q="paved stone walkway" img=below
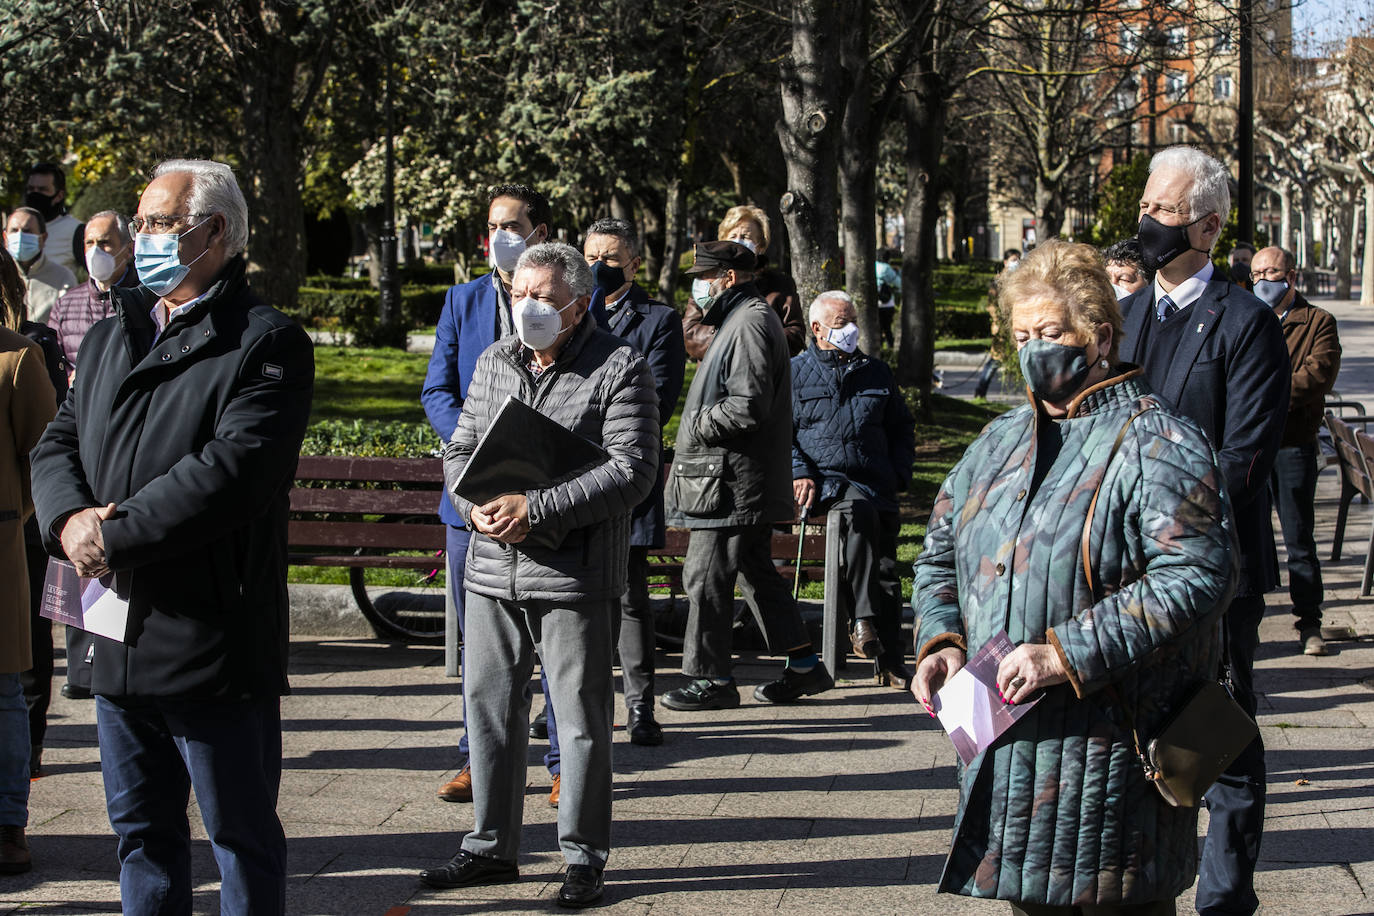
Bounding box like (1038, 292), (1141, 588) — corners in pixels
(6, 294), (1373, 915)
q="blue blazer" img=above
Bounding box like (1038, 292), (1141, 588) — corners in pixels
(1118, 277), (1290, 595)
(596, 283), (686, 548)
(422, 274), (502, 526)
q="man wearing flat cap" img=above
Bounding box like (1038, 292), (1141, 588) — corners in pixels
(664, 241), (832, 711)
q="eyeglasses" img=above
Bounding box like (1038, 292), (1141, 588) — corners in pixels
(130, 213), (209, 234)
(1252, 267), (1289, 281)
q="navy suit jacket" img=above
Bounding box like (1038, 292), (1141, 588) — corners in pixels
(1119, 277), (1291, 595)
(422, 274), (503, 527)
(596, 283), (686, 548)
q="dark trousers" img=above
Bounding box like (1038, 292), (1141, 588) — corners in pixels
(878, 307), (895, 346)
(96, 695), (286, 916)
(682, 524), (811, 680)
(615, 546), (656, 709)
(974, 358), (1001, 398)
(1270, 442), (1323, 630)
(1196, 594), (1267, 916)
(20, 538), (52, 752)
(828, 491), (905, 666)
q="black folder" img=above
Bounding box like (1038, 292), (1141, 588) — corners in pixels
(451, 395), (609, 509)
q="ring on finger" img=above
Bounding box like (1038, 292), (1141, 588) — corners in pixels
(1009, 676), (1026, 689)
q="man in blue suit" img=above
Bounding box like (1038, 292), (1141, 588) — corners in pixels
(422, 185), (564, 805)
(582, 218), (686, 746)
(1118, 146), (1290, 916)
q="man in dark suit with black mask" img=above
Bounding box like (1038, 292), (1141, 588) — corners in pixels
(1119, 146), (1289, 916)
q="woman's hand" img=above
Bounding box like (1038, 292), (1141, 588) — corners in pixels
(996, 643), (1069, 705)
(912, 646), (966, 716)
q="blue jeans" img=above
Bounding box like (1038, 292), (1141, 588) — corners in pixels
(96, 695), (286, 916)
(1270, 442), (1323, 630)
(0, 673), (29, 827)
(1196, 594), (1267, 915)
(451, 525), (560, 774)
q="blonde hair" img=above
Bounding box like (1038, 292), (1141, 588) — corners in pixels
(998, 239), (1123, 363)
(718, 205), (770, 255)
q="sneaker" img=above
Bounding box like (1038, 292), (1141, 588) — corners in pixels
(1300, 627), (1329, 656)
(753, 664), (835, 703)
(661, 679), (741, 711)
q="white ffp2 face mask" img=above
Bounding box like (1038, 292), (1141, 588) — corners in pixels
(490, 227), (537, 273)
(825, 322), (860, 353)
(513, 296), (576, 351)
(86, 245), (121, 284)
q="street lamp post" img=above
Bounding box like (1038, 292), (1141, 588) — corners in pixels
(1237, 0), (1255, 245)
(378, 59), (401, 340)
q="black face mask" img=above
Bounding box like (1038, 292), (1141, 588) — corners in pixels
(24, 191), (60, 220)
(591, 259), (629, 298)
(1135, 212), (1209, 272)
(1228, 261), (1252, 287)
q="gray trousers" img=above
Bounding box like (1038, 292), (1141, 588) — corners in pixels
(460, 591), (613, 868)
(615, 547), (655, 709)
(682, 524), (811, 680)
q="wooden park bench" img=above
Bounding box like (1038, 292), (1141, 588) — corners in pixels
(1324, 413), (1374, 597)
(289, 456), (448, 643)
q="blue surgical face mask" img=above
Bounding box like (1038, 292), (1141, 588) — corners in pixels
(691, 278), (715, 309)
(6, 231), (41, 263)
(135, 220), (212, 297)
(1253, 279), (1289, 309)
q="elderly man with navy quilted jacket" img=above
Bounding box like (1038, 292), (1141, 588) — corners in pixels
(792, 290), (915, 685)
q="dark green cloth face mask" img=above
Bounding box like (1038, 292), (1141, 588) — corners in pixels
(1018, 338), (1091, 402)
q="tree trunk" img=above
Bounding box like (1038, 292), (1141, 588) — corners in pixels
(637, 187), (666, 292)
(897, 72), (947, 420)
(838, 0), (879, 352)
(1278, 182), (1292, 254)
(1035, 179), (1065, 242)
(1364, 181), (1374, 307)
(776, 0), (843, 310)
(659, 176), (687, 308)
(1300, 186), (1315, 270)
(235, 28), (305, 312)
(1334, 184), (1354, 300)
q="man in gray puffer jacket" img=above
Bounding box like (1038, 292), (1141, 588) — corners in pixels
(664, 240), (832, 712)
(423, 243), (658, 908)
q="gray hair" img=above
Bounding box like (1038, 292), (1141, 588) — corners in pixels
(1150, 146), (1231, 229)
(151, 159), (249, 256)
(515, 242), (593, 298)
(584, 217), (639, 258)
(88, 210), (132, 244)
(808, 289), (853, 325)
(10, 206), (46, 234)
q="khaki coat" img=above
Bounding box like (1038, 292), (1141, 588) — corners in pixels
(0, 327), (57, 673)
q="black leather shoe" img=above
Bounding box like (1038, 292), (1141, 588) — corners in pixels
(60, 684), (92, 700)
(529, 708), (549, 740)
(661, 679), (740, 711)
(627, 706), (663, 746)
(418, 850), (519, 889)
(557, 864), (604, 908)
(753, 664), (834, 703)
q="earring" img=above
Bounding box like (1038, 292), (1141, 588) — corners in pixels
(1100, 359), (1109, 369)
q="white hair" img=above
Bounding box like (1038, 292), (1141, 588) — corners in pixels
(515, 242), (593, 298)
(1150, 146), (1232, 227)
(808, 289), (854, 325)
(89, 210), (132, 244)
(151, 159), (249, 256)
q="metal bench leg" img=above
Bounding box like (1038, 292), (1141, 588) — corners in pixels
(1332, 482), (1353, 562)
(1363, 519), (1374, 599)
(821, 509), (844, 675)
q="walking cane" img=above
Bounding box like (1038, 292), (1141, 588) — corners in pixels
(792, 505), (809, 601)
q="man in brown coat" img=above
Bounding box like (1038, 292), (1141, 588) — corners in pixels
(1251, 245), (1342, 656)
(0, 259), (59, 872)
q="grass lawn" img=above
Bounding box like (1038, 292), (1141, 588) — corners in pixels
(311, 346), (431, 424)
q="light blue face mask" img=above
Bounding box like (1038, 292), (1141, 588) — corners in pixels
(6, 231), (41, 263)
(691, 278), (715, 309)
(134, 219), (212, 297)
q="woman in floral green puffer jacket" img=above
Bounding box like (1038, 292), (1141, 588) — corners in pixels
(912, 240), (1238, 915)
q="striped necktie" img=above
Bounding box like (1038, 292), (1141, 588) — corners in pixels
(1158, 294), (1178, 322)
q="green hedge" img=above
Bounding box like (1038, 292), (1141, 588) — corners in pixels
(290, 284), (451, 341)
(302, 419), (441, 458)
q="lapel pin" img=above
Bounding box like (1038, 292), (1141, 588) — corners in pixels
(1196, 323), (1204, 334)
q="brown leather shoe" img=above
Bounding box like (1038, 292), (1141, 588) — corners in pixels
(437, 766), (473, 803)
(0, 825), (31, 875)
(851, 619), (881, 659)
(548, 773), (560, 808)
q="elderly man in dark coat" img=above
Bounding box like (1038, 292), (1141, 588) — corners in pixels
(664, 241), (832, 711)
(31, 159), (314, 915)
(792, 290), (915, 685)
(584, 217), (686, 746)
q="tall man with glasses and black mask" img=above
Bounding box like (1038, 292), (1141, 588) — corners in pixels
(31, 158), (315, 915)
(1117, 146), (1289, 916)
